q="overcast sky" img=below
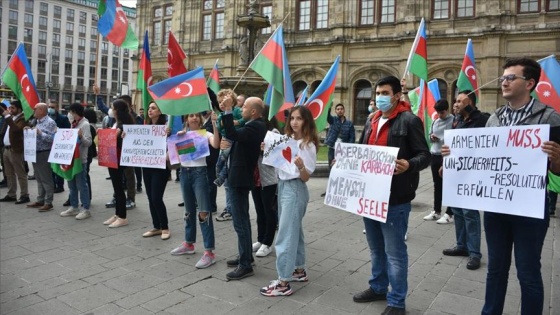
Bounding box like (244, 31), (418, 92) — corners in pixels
(120, 0), (137, 8)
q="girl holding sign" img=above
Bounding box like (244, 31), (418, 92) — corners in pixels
(170, 112), (220, 269)
(103, 100), (135, 228)
(260, 106), (318, 297)
(142, 102), (172, 240)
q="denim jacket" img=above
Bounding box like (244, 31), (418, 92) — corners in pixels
(325, 115), (355, 147)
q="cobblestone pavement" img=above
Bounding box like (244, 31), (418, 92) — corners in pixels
(0, 163), (558, 314)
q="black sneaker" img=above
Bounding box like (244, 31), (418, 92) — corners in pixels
(15, 196), (30, 204)
(216, 210), (232, 221)
(442, 246), (469, 257)
(0, 195), (17, 202)
(466, 256), (481, 270)
(63, 199), (70, 207)
(381, 306), (406, 315)
(105, 198), (116, 208)
(126, 199), (136, 210)
(136, 187), (142, 193)
(226, 266), (254, 280)
(353, 288), (387, 303)
(227, 257), (255, 267)
(178, 202), (184, 207)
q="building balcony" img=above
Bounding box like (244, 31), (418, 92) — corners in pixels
(63, 84), (73, 91)
(75, 85), (85, 92)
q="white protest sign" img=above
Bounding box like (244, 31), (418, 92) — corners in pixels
(120, 125), (167, 169)
(442, 125), (549, 219)
(23, 129), (37, 163)
(262, 131), (299, 176)
(48, 129), (78, 165)
(325, 142), (399, 223)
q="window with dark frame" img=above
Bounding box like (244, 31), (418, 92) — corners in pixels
(456, 0), (475, 17)
(549, 0), (560, 11)
(201, 0), (225, 41)
(380, 0), (395, 23)
(518, 0), (539, 12)
(360, 0), (375, 25)
(433, 0), (450, 19)
(261, 1), (272, 34)
(297, 0), (329, 31)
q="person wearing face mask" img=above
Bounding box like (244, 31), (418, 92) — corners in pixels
(440, 90), (489, 271)
(48, 102), (70, 193)
(353, 76), (430, 315)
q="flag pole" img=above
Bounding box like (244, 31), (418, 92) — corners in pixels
(232, 12), (291, 92)
(467, 77), (501, 96)
(206, 58), (219, 85)
(402, 18), (425, 80)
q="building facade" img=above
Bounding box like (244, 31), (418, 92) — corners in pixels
(135, 0), (559, 125)
(0, 0), (136, 108)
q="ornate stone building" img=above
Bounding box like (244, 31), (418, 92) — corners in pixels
(135, 0), (560, 125)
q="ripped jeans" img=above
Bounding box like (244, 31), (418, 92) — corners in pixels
(180, 166), (215, 250)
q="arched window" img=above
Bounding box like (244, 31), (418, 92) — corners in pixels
(310, 80), (321, 94)
(437, 78), (448, 102)
(293, 80), (308, 100)
(354, 80), (372, 125)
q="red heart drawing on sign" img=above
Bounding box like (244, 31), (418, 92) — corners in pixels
(282, 147), (292, 163)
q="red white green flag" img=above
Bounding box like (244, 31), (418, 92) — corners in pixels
(97, 0), (138, 49)
(404, 18), (428, 82)
(456, 38), (479, 102)
(207, 60), (220, 94)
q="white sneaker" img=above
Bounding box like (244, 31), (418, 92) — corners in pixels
(256, 244), (272, 257)
(404, 232), (408, 241)
(252, 241), (262, 252)
(423, 210), (441, 221)
(75, 210), (91, 220)
(436, 213), (454, 224)
(60, 207), (79, 217)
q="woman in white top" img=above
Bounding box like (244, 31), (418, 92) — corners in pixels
(260, 106), (319, 297)
(170, 112), (220, 269)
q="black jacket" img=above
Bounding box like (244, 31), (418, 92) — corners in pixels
(204, 117), (219, 168)
(223, 114), (267, 189)
(359, 110), (430, 205)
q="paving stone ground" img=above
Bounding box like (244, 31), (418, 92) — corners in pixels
(0, 162), (559, 315)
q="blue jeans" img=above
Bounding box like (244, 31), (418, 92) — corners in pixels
(482, 202), (549, 315)
(276, 179), (308, 280)
(180, 166), (215, 250)
(451, 207), (482, 259)
(143, 167), (170, 230)
(229, 185), (252, 269)
(215, 145), (231, 183)
(68, 163), (90, 210)
(364, 202), (410, 309)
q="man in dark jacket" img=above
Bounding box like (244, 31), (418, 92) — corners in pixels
(441, 90), (488, 271)
(353, 76), (430, 315)
(221, 95), (267, 281)
(48, 101), (70, 193)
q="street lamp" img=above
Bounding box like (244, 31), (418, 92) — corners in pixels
(45, 53), (58, 103)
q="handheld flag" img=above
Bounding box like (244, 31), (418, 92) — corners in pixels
(416, 79), (440, 146)
(295, 85), (309, 106)
(404, 18), (428, 81)
(304, 55), (340, 132)
(408, 86), (422, 115)
(457, 39), (479, 101)
(250, 25), (295, 119)
(207, 61), (220, 94)
(148, 67), (209, 116)
(533, 55), (560, 112)
(97, 0), (138, 49)
(137, 30), (153, 121)
(1, 43), (40, 119)
(168, 31), (188, 77)
(51, 147), (83, 180)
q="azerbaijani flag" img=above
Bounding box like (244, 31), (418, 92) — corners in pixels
(295, 85), (309, 105)
(168, 31), (188, 77)
(304, 55), (340, 132)
(51, 147), (83, 180)
(148, 67), (210, 116)
(250, 25), (295, 120)
(176, 138), (196, 155)
(408, 86), (422, 115)
(404, 18), (428, 82)
(533, 55), (560, 112)
(97, 0), (138, 49)
(137, 30), (152, 121)
(207, 61), (220, 94)
(417, 79), (441, 146)
(456, 39), (479, 101)
(1, 43), (40, 119)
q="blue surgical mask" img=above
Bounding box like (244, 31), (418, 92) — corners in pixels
(375, 95), (393, 112)
(48, 108), (55, 115)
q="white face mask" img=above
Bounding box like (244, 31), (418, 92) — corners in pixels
(108, 108), (114, 118)
(67, 112), (74, 122)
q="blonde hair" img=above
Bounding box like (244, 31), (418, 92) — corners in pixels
(217, 89), (238, 103)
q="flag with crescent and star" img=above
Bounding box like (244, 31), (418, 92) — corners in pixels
(457, 38), (479, 102)
(168, 31), (188, 77)
(533, 55), (560, 112)
(137, 30), (153, 121)
(304, 55), (340, 132)
(97, 0), (138, 49)
(148, 67), (210, 116)
(1, 42), (40, 119)
(250, 25), (295, 120)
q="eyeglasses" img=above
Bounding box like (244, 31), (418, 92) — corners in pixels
(498, 74), (526, 83)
